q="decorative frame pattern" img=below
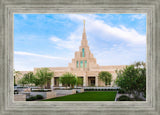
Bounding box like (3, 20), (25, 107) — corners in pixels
(0, 0), (160, 115)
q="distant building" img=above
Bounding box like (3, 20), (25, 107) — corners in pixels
(17, 20), (126, 87)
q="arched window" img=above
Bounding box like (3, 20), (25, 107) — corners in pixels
(85, 60), (87, 68)
(80, 61), (83, 68)
(76, 61), (79, 68)
(82, 48), (85, 57)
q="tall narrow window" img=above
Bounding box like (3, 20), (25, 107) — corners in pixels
(82, 48), (85, 57)
(80, 61), (83, 68)
(85, 60), (87, 68)
(76, 61), (79, 68)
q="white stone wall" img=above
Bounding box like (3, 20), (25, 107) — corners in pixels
(14, 94), (26, 101)
(30, 92), (47, 98)
(46, 92), (56, 99)
(76, 89), (84, 93)
(54, 89), (76, 96)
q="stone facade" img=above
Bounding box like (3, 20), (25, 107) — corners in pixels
(17, 20), (126, 87)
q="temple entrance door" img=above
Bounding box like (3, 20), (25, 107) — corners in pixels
(54, 77), (59, 87)
(91, 79), (95, 86)
(88, 77), (95, 86)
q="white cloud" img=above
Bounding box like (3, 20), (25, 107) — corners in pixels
(14, 51), (71, 71)
(21, 14), (27, 20)
(67, 14), (146, 45)
(130, 14), (146, 21)
(14, 14), (146, 70)
(50, 14), (146, 52)
(49, 14), (146, 67)
(50, 28), (82, 51)
(14, 51), (69, 60)
(95, 45), (146, 66)
(50, 36), (61, 42)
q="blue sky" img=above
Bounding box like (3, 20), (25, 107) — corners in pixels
(14, 14), (146, 71)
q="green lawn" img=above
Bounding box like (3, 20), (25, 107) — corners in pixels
(42, 91), (117, 101)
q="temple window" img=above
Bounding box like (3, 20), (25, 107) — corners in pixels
(80, 61), (83, 68)
(76, 61), (79, 68)
(82, 48), (85, 57)
(85, 60), (87, 68)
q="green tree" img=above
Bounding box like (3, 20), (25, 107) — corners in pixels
(60, 72), (77, 88)
(77, 77), (83, 87)
(98, 71), (112, 86)
(115, 61), (146, 98)
(34, 68), (54, 89)
(23, 72), (35, 86)
(17, 72), (35, 86)
(13, 69), (22, 85)
(18, 77), (28, 86)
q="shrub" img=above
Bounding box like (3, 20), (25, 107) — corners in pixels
(36, 95), (43, 99)
(26, 95), (44, 101)
(117, 95), (131, 101)
(115, 62), (146, 98)
(118, 89), (126, 94)
(30, 96), (37, 100)
(26, 98), (32, 101)
(14, 90), (18, 94)
(31, 89), (51, 92)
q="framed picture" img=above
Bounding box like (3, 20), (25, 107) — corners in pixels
(0, 0), (160, 115)
(13, 13), (146, 101)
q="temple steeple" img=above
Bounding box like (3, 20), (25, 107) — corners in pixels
(83, 20), (86, 34)
(81, 20), (88, 46)
(68, 20), (98, 71)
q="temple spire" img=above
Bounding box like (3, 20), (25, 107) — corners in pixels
(82, 20), (87, 40)
(81, 20), (88, 46)
(83, 20), (86, 33)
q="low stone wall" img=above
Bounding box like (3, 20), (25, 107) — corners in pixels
(29, 92), (56, 99)
(30, 92), (47, 98)
(14, 94), (26, 101)
(46, 92), (56, 99)
(72, 89), (76, 94)
(23, 88), (31, 92)
(54, 89), (77, 97)
(76, 89), (84, 93)
(84, 87), (120, 90)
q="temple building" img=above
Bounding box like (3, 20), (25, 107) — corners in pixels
(17, 20), (126, 87)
